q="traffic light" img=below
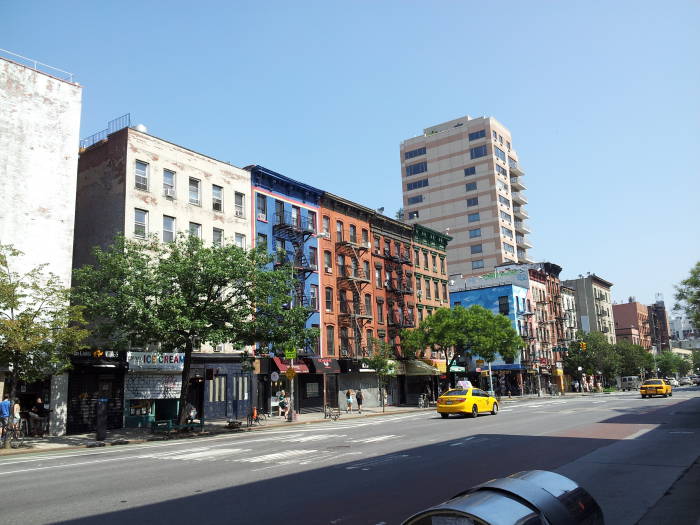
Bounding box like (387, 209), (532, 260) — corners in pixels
(581, 342), (587, 351)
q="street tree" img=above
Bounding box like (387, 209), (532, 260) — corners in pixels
(363, 338), (397, 413)
(674, 261), (700, 329)
(615, 340), (648, 376)
(656, 351), (679, 377)
(564, 332), (619, 386)
(73, 234), (315, 424)
(0, 245), (87, 400)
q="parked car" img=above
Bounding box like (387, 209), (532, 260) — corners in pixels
(617, 376), (641, 391)
(640, 379), (672, 398)
(437, 388), (498, 419)
(679, 377), (692, 386)
(668, 378), (680, 387)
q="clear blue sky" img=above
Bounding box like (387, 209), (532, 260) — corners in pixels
(3, 1), (698, 310)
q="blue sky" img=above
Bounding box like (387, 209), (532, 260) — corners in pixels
(3, 1), (698, 310)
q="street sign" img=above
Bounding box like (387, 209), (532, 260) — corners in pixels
(271, 371), (280, 382)
(285, 368), (296, 380)
(284, 349), (297, 359)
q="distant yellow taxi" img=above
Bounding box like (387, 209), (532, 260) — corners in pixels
(640, 379), (672, 398)
(437, 388), (498, 419)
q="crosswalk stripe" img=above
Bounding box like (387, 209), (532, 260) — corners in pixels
(355, 435), (398, 443)
(239, 449), (316, 463)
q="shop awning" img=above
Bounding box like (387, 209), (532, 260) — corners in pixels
(490, 363), (527, 371)
(272, 358), (309, 374)
(404, 360), (440, 376)
(421, 359), (447, 373)
(304, 358), (340, 374)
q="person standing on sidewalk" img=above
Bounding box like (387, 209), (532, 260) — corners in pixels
(356, 389), (363, 414)
(0, 394), (10, 438)
(345, 389), (353, 413)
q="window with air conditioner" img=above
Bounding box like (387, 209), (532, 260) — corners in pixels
(163, 169), (175, 198)
(234, 192), (245, 218)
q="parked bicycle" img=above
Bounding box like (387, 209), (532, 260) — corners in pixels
(246, 407), (267, 427)
(324, 404), (341, 421)
(1, 418), (28, 448)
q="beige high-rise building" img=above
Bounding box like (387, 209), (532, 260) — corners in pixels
(400, 115), (532, 278)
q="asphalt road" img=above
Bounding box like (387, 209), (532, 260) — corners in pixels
(1, 387), (699, 525)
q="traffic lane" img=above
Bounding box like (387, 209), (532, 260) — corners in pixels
(49, 432), (620, 525)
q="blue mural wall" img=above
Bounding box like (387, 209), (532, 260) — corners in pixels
(450, 284), (529, 367)
(250, 166), (322, 353)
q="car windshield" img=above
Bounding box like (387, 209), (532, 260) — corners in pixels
(442, 389), (469, 396)
(643, 380), (662, 385)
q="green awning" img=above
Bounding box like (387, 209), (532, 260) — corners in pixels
(404, 360), (441, 376)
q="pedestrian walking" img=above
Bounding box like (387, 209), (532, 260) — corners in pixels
(345, 389), (353, 413)
(0, 394), (10, 438)
(10, 399), (21, 431)
(356, 389), (363, 414)
(277, 390), (287, 418)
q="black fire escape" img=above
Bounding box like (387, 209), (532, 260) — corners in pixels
(384, 245), (415, 339)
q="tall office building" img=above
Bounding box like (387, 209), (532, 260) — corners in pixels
(400, 116), (532, 278)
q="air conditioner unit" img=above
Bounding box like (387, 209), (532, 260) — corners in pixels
(363, 241), (372, 249)
(164, 188), (176, 198)
(325, 267), (332, 274)
(317, 232), (330, 239)
(310, 264), (318, 271)
(234, 209), (244, 218)
(213, 201), (223, 212)
(257, 213), (266, 221)
(417, 291), (423, 298)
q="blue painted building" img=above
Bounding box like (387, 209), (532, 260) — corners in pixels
(449, 280), (531, 395)
(247, 165), (324, 412)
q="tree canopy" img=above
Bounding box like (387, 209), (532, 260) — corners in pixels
(0, 244), (87, 398)
(675, 261), (700, 329)
(73, 234), (316, 423)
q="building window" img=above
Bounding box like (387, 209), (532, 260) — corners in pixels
(211, 185), (223, 212)
(425, 278), (431, 299)
(275, 200), (285, 223)
(256, 233), (267, 249)
(189, 222), (202, 238)
(432, 254), (437, 271)
(256, 194), (267, 220)
(307, 210), (317, 233)
(495, 146), (506, 162)
(377, 301), (384, 323)
(407, 195), (423, 205)
(134, 209), (148, 238)
(364, 294), (372, 317)
(440, 258), (445, 274)
(374, 236), (380, 252)
(501, 226), (514, 238)
(310, 285), (319, 311)
(366, 330), (374, 350)
(469, 228), (482, 238)
(416, 278), (422, 294)
(470, 146), (487, 159)
(291, 205), (301, 227)
(375, 267), (382, 287)
(404, 147), (426, 160)
(349, 224), (357, 244)
(326, 325), (335, 355)
(189, 178), (201, 205)
(498, 296), (509, 315)
(503, 242), (515, 254)
(468, 212), (480, 223)
(135, 161), (149, 191)
(336, 221), (344, 242)
(507, 141), (511, 151)
(423, 251), (429, 269)
(235, 233), (246, 249)
(323, 251), (332, 271)
(498, 195), (511, 207)
(464, 166), (476, 176)
(405, 161), (427, 176)
(325, 287), (333, 312)
(309, 247), (318, 268)
(162, 215), (175, 243)
(500, 210), (512, 222)
(472, 260), (484, 270)
(496, 165), (508, 177)
(361, 229), (369, 244)
(467, 197), (479, 207)
(234, 192), (245, 218)
(322, 215), (330, 234)
(471, 244), (483, 254)
(466, 182), (477, 192)
(468, 130), (486, 141)
(408, 211), (419, 220)
(492, 130), (497, 140)
(163, 169), (175, 197)
(363, 260), (370, 279)
(434, 281), (439, 300)
(212, 227), (224, 246)
(442, 283), (447, 300)
(407, 179), (429, 191)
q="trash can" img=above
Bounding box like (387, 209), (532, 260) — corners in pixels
(403, 470), (604, 525)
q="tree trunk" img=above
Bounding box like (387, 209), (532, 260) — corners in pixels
(177, 341), (194, 425)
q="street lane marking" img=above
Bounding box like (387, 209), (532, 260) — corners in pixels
(624, 428), (655, 440)
(0, 455), (142, 476)
(239, 449), (314, 463)
(355, 435), (398, 443)
(345, 453), (411, 470)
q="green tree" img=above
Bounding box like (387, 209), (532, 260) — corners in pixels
(656, 351), (679, 377)
(564, 332), (620, 385)
(363, 338), (397, 413)
(73, 234), (315, 424)
(674, 261), (700, 329)
(677, 355), (692, 377)
(0, 245), (87, 407)
(615, 340), (648, 376)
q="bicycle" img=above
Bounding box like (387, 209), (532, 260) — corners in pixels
(1, 418), (28, 448)
(246, 407), (267, 427)
(324, 404), (341, 421)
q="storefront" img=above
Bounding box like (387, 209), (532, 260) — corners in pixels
(67, 350), (126, 434)
(124, 352), (184, 428)
(304, 357), (341, 409)
(399, 360), (440, 405)
(189, 354), (252, 421)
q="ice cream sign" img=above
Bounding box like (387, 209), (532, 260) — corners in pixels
(127, 352), (185, 371)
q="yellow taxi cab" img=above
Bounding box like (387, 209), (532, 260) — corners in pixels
(436, 387), (498, 419)
(640, 379), (672, 398)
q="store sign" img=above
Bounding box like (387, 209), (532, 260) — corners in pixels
(127, 352), (185, 371)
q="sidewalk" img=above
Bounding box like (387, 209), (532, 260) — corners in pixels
(0, 393), (601, 455)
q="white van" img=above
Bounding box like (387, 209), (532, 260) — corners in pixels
(617, 376), (641, 391)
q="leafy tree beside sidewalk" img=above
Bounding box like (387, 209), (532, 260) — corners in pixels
(73, 234), (315, 425)
(0, 245), (87, 399)
(363, 338), (397, 413)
